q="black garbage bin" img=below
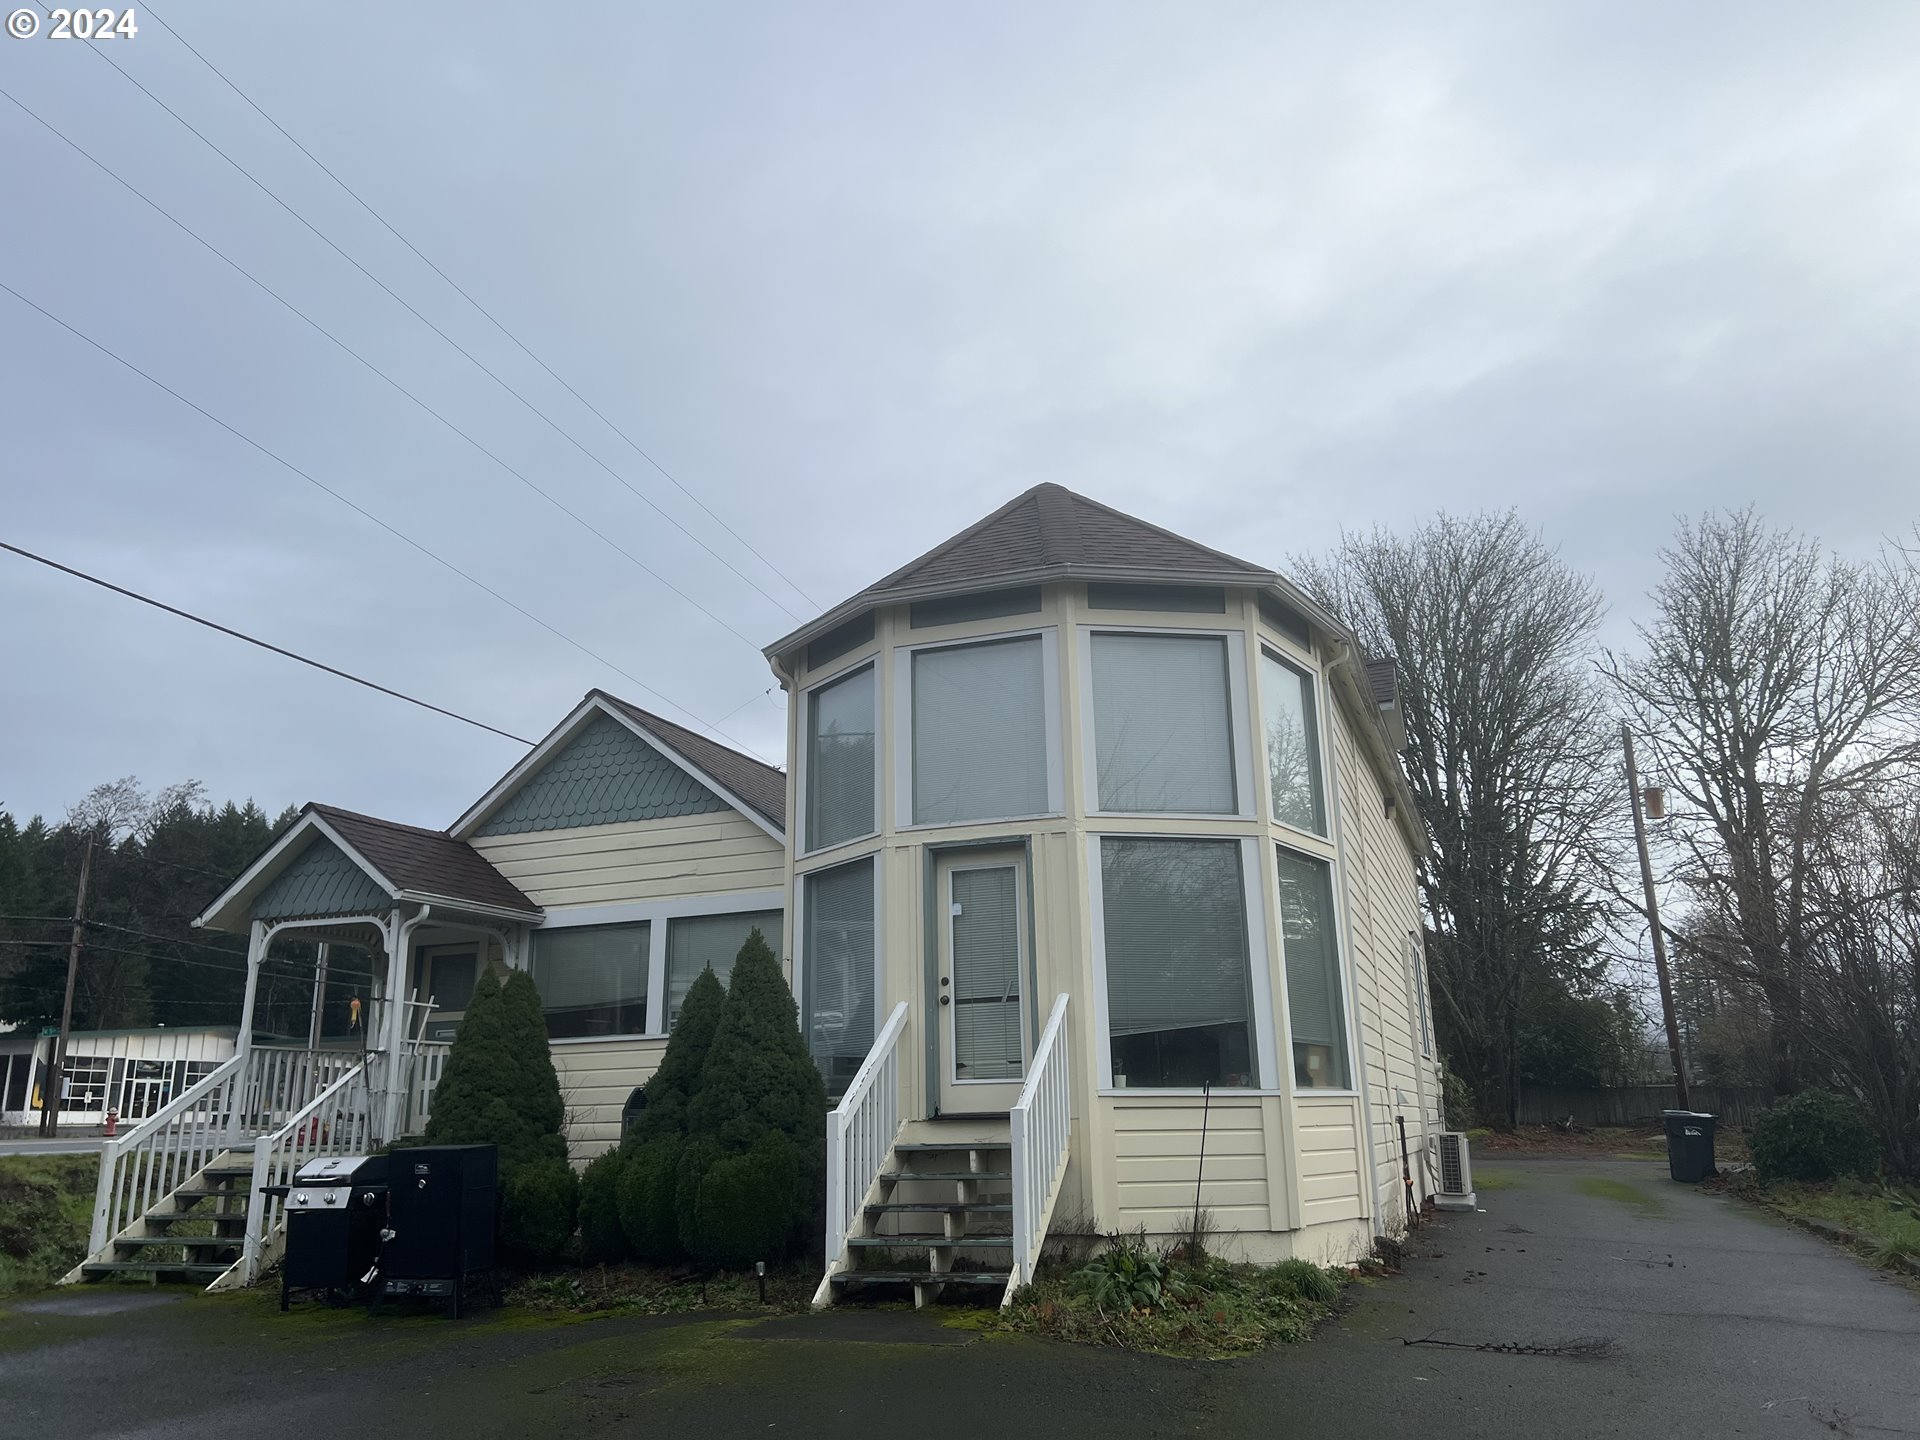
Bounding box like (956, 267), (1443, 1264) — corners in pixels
(1662, 1110), (1718, 1182)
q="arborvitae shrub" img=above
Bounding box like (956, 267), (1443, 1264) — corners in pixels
(578, 1148), (629, 1263)
(615, 1134), (684, 1263)
(677, 929), (826, 1261)
(1750, 1089), (1881, 1182)
(632, 969), (726, 1144)
(502, 1156), (580, 1267)
(425, 968), (568, 1172)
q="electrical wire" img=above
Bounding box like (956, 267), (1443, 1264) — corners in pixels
(0, 281), (776, 764)
(81, 33), (812, 622)
(0, 540), (535, 746)
(0, 86), (763, 652)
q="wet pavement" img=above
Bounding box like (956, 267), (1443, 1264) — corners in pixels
(2, 1154), (1915, 1438)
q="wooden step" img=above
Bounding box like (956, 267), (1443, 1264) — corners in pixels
(200, 1166), (255, 1181)
(114, 1234), (242, 1250)
(848, 1235), (1011, 1249)
(165, 1187), (246, 1201)
(82, 1260), (230, 1277)
(832, 1270), (1010, 1288)
(893, 1142), (1009, 1154)
(866, 1201), (1012, 1215)
(880, 1170), (1010, 1182)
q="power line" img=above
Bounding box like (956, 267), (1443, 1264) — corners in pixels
(81, 32), (811, 623)
(0, 280), (776, 764)
(0, 86), (763, 653)
(1, 540), (536, 746)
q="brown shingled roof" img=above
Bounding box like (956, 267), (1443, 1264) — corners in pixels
(311, 804), (539, 915)
(593, 692), (787, 832)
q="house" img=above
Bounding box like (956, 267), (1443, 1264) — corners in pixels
(69, 482), (1438, 1303)
(763, 484), (1441, 1299)
(0, 1024), (237, 1130)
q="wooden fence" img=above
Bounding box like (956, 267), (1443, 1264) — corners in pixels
(1516, 1084), (1772, 1128)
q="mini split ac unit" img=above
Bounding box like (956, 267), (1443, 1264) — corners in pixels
(1433, 1131), (1477, 1211)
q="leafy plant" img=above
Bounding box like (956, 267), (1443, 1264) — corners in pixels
(1270, 1257), (1342, 1306)
(1750, 1090), (1881, 1182)
(1073, 1242), (1170, 1312)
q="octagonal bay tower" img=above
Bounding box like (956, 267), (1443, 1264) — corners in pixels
(767, 484), (1443, 1304)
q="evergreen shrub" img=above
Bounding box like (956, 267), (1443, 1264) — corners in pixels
(1750, 1089), (1881, 1182)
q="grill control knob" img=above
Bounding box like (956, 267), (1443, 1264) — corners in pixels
(295, 1193), (309, 1206)
(324, 1191), (337, 1204)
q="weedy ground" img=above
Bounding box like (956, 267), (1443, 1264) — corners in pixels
(0, 1154), (97, 1295)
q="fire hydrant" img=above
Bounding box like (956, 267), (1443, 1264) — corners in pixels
(104, 1109), (118, 1137)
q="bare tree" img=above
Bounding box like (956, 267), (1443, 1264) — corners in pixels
(1604, 511), (1920, 1093)
(1295, 512), (1617, 1124)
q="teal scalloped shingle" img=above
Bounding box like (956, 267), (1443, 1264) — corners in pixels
(476, 713), (727, 836)
(253, 837), (389, 921)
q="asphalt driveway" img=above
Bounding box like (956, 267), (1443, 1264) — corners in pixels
(2, 1153), (1915, 1438)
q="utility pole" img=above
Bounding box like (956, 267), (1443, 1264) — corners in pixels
(40, 834), (95, 1137)
(1622, 724), (1690, 1110)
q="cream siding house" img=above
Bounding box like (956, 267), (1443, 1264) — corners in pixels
(764, 484), (1441, 1297)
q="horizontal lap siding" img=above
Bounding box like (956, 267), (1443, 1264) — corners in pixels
(554, 1038), (668, 1161)
(1110, 1097), (1269, 1232)
(1293, 1096), (1364, 1225)
(473, 811), (784, 907)
(1330, 700), (1432, 1229)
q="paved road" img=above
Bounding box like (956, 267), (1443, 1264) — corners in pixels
(0, 1136), (105, 1156)
(2, 1154), (1914, 1438)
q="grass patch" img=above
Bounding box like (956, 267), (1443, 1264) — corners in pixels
(995, 1238), (1357, 1358)
(503, 1260), (815, 1316)
(1574, 1176), (1663, 1212)
(0, 1155), (98, 1297)
(1472, 1167), (1525, 1191)
(1738, 1176), (1920, 1269)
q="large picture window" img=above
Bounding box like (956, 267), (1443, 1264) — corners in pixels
(807, 664), (876, 851)
(803, 859), (876, 1094)
(1259, 652), (1326, 835)
(1099, 837), (1256, 1089)
(1091, 633), (1236, 813)
(1276, 848), (1351, 1089)
(912, 636), (1048, 824)
(665, 910), (783, 1028)
(530, 922), (651, 1039)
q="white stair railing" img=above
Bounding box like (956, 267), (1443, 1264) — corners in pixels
(75, 1051), (248, 1267)
(216, 1059), (374, 1291)
(815, 1001), (910, 1306)
(235, 1045), (358, 1137)
(401, 1039), (452, 1135)
(1007, 993), (1071, 1306)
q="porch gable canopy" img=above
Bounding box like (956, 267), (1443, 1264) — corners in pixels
(195, 803), (541, 935)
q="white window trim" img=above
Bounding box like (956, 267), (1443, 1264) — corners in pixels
(533, 888), (784, 1042)
(1085, 832), (1278, 1093)
(798, 657), (882, 859)
(892, 626), (1064, 832)
(793, 853), (885, 1066)
(1275, 836), (1362, 1097)
(1257, 645), (1334, 844)
(1077, 624), (1256, 820)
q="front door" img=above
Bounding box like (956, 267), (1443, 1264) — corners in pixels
(935, 850), (1030, 1115)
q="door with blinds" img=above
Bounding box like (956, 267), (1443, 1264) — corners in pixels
(935, 851), (1031, 1114)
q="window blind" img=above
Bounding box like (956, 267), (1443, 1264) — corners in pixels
(1091, 633), (1236, 814)
(665, 910), (783, 1027)
(807, 664), (876, 850)
(1276, 848), (1350, 1087)
(530, 922), (650, 1039)
(950, 865), (1023, 1081)
(1259, 652), (1327, 834)
(1099, 838), (1256, 1087)
(803, 860), (876, 1083)
(913, 637), (1048, 824)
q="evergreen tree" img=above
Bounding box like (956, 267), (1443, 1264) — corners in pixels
(614, 967), (726, 1259)
(677, 928), (826, 1265)
(577, 1147), (629, 1263)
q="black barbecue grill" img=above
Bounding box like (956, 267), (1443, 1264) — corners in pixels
(270, 1153), (390, 1310)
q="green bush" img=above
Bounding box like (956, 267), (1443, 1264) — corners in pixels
(677, 929), (825, 1261)
(1073, 1241), (1171, 1312)
(615, 1135), (685, 1263)
(425, 968), (569, 1173)
(631, 968), (726, 1144)
(1270, 1257), (1342, 1307)
(684, 1132), (803, 1269)
(578, 1148), (629, 1264)
(502, 1157), (580, 1267)
(1751, 1089), (1881, 1182)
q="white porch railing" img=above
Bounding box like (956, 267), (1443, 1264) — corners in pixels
(402, 1039), (451, 1134)
(235, 1045), (359, 1136)
(79, 1051), (249, 1261)
(816, 1001), (910, 1303)
(220, 1059), (376, 1290)
(1006, 993), (1071, 1306)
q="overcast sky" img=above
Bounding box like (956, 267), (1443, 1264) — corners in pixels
(3, 2), (1916, 830)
